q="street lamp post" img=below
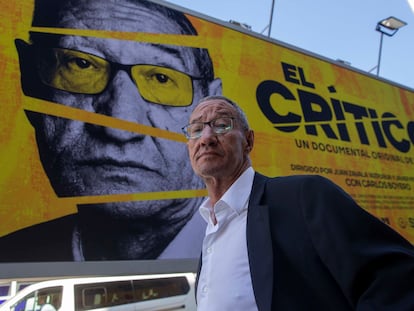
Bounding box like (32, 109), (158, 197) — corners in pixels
(267, 0), (276, 37)
(375, 16), (407, 76)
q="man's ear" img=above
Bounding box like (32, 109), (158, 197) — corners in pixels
(207, 78), (222, 96)
(15, 39), (41, 98)
(245, 129), (254, 153)
(15, 39), (44, 127)
(15, 38), (31, 54)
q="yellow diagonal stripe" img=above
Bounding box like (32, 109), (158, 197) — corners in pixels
(30, 27), (206, 48)
(23, 97), (187, 142)
(60, 189), (208, 205)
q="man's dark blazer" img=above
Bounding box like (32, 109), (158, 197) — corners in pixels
(199, 173), (414, 310)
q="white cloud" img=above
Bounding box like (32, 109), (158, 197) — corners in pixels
(408, 0), (414, 13)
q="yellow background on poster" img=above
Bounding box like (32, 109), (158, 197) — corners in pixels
(1, 2), (413, 243)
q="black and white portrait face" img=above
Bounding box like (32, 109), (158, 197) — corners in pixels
(17, 0), (221, 223)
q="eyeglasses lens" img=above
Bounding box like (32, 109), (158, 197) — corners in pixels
(184, 117), (233, 139)
(37, 48), (194, 106)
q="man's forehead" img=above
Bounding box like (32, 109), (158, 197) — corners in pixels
(55, 35), (195, 65)
(50, 0), (184, 34)
(32, 0), (201, 67)
(191, 100), (236, 120)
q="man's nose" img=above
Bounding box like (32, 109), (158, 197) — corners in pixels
(93, 70), (150, 141)
(198, 124), (218, 145)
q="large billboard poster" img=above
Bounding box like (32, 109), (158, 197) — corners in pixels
(0, 0), (413, 267)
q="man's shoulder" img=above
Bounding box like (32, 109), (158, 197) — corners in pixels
(253, 173), (344, 203)
(0, 214), (77, 262)
(255, 172), (334, 188)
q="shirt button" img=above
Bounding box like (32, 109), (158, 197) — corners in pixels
(202, 286), (208, 293)
(206, 247), (212, 254)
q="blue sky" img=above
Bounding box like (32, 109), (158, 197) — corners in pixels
(165, 0), (414, 90)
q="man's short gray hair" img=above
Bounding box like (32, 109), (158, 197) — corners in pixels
(197, 95), (250, 130)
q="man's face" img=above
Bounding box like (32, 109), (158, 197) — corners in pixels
(20, 0), (221, 220)
(187, 99), (253, 182)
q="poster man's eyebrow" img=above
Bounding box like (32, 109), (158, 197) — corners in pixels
(149, 43), (186, 63)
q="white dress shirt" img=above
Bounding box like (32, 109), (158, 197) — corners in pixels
(197, 167), (258, 311)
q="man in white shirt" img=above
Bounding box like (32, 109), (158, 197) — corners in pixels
(182, 95), (414, 310)
(183, 95), (256, 310)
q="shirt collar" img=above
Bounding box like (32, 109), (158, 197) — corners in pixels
(200, 167), (255, 223)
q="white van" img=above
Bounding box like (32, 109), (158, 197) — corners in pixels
(0, 273), (196, 311)
(0, 280), (37, 305)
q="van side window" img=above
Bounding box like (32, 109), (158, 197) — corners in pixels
(10, 286), (62, 311)
(133, 277), (190, 302)
(0, 284), (9, 296)
(74, 277), (190, 310)
(75, 281), (134, 310)
(0, 284), (10, 304)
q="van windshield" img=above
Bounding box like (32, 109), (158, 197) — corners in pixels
(10, 286), (62, 311)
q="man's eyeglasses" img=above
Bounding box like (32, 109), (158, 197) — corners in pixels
(35, 47), (205, 106)
(181, 117), (234, 139)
